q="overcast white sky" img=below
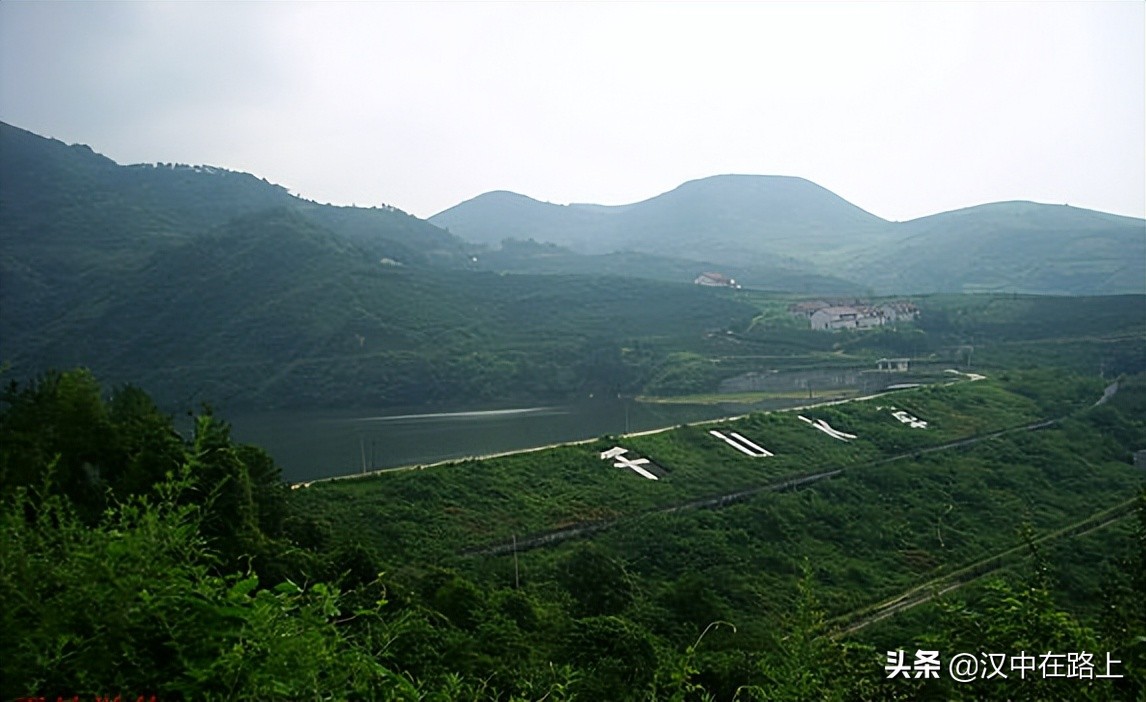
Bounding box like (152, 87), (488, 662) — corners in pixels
(1, 1), (1143, 221)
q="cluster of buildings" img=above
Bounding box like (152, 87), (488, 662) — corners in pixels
(789, 300), (919, 331)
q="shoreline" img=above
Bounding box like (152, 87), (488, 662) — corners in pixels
(293, 376), (973, 488)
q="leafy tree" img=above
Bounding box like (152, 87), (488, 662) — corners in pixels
(741, 561), (893, 702)
(564, 615), (659, 700)
(557, 543), (636, 617)
(235, 443), (289, 538)
(1095, 488), (1146, 700)
(747, 562), (844, 701)
(0, 369), (116, 521)
(1, 371), (303, 577)
(657, 572), (730, 640)
(430, 573), (487, 631)
(922, 579), (1112, 701)
(106, 384), (185, 497)
(0, 470), (418, 699)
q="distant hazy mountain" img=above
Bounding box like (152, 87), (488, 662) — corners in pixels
(432, 176), (1146, 295)
(847, 201), (1146, 295)
(432, 175), (892, 264)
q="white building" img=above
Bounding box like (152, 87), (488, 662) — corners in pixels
(810, 306), (885, 331)
(878, 302), (919, 323)
(694, 272), (739, 288)
(877, 358), (911, 372)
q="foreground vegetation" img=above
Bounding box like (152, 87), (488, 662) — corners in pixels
(2, 363), (1143, 699)
(291, 370), (1145, 700)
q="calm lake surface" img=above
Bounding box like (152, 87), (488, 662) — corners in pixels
(227, 399), (731, 483)
(224, 370), (923, 483)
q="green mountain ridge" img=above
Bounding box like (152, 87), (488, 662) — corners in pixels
(2, 120), (1142, 411)
(7, 204), (760, 408)
(433, 175), (894, 273)
(0, 121), (478, 349)
(0, 123), (762, 409)
(432, 176), (1146, 295)
(851, 202), (1146, 294)
(0, 121), (858, 303)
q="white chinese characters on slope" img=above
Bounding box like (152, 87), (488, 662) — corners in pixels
(879, 405), (928, 429)
(709, 430), (773, 457)
(799, 415), (857, 441)
(599, 446), (662, 480)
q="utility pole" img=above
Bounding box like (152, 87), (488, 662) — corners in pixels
(512, 534), (520, 589)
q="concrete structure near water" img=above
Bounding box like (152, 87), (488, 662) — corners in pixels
(877, 358), (911, 372)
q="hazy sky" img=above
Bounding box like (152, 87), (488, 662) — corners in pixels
(1, 1), (1143, 221)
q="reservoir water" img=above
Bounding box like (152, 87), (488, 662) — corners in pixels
(222, 369), (925, 483)
(226, 399), (731, 483)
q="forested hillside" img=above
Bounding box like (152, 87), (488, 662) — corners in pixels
(0, 122), (764, 410)
(469, 237), (864, 295)
(5, 203), (759, 409)
(0, 122), (465, 299)
(850, 202), (1146, 295)
(0, 121), (473, 378)
(4, 123), (1143, 415)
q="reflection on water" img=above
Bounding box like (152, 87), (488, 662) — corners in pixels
(346, 406), (567, 423)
